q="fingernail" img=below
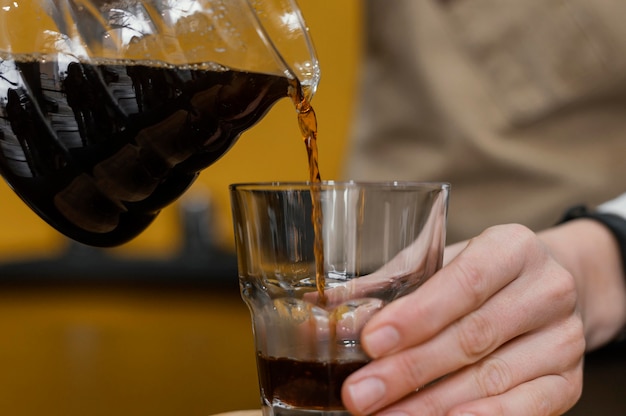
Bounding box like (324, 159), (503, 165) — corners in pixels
(346, 377), (386, 412)
(363, 325), (400, 357)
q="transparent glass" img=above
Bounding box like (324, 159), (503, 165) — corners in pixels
(0, 0), (319, 246)
(230, 181), (450, 416)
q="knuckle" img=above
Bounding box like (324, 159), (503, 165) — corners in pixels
(529, 387), (553, 416)
(474, 356), (512, 397)
(454, 259), (488, 305)
(487, 223), (541, 264)
(550, 266), (578, 304)
(566, 364), (585, 407)
(485, 223), (536, 248)
(527, 373), (583, 416)
(549, 369), (584, 415)
(457, 312), (497, 361)
(558, 316), (586, 363)
(414, 390), (446, 416)
(395, 351), (428, 389)
(567, 313), (585, 342)
(566, 363), (586, 399)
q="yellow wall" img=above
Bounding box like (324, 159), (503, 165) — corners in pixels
(0, 1), (363, 260)
(0, 2), (363, 415)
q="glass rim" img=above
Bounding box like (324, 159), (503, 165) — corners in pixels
(229, 180), (451, 192)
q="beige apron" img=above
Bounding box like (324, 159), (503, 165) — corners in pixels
(343, 0), (626, 243)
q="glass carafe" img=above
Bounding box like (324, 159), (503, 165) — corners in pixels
(0, 0), (319, 246)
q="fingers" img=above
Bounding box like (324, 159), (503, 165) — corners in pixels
(341, 224), (584, 415)
(344, 314), (584, 415)
(372, 369), (583, 416)
(450, 372), (584, 416)
(341, 260), (577, 413)
(408, 323), (583, 416)
(361, 224), (542, 359)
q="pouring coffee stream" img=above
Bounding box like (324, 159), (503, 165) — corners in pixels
(0, 0), (321, 247)
(288, 79), (326, 300)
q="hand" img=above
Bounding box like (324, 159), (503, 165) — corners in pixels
(341, 223), (586, 415)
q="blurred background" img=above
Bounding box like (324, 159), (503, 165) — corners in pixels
(1, 2), (624, 415)
(0, 1), (363, 415)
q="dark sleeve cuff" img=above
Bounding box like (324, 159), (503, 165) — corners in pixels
(559, 205), (626, 277)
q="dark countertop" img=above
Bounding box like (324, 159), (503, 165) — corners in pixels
(0, 197), (239, 289)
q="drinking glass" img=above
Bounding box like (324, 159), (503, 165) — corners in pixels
(230, 181), (450, 416)
(0, 0), (319, 246)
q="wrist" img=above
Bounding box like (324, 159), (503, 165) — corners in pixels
(560, 205), (626, 275)
(539, 219), (626, 350)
